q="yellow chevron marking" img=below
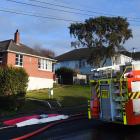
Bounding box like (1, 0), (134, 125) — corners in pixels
(96, 88), (99, 93)
(129, 92), (140, 99)
(95, 83), (100, 98)
(131, 93), (136, 99)
(128, 93), (131, 97)
(95, 84), (98, 88)
(97, 89), (100, 98)
(135, 92), (140, 99)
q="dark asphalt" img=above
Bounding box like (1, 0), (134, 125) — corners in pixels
(0, 117), (102, 140)
(33, 120), (140, 140)
(1, 117), (140, 140)
(1, 103), (140, 140)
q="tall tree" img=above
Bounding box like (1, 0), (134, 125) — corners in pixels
(69, 16), (132, 67)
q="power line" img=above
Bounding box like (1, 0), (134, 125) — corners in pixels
(0, 8), (81, 22)
(29, 0), (109, 15)
(5, 0), (96, 17)
(0, 7), (140, 27)
(1, 1), (140, 25)
(28, 0), (140, 20)
(30, 0), (80, 11)
(5, 0), (140, 22)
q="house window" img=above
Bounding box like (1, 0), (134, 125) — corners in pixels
(79, 60), (82, 68)
(79, 60), (85, 68)
(75, 63), (79, 69)
(0, 53), (3, 64)
(38, 58), (48, 70)
(15, 54), (23, 66)
(82, 60), (85, 67)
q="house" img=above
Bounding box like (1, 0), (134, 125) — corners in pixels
(55, 47), (133, 82)
(0, 30), (56, 90)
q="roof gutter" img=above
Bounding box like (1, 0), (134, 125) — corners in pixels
(7, 50), (57, 62)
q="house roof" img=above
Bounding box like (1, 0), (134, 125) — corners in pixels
(0, 39), (10, 51)
(56, 47), (134, 62)
(120, 51), (131, 57)
(56, 48), (95, 61)
(120, 51), (140, 60)
(0, 39), (55, 60)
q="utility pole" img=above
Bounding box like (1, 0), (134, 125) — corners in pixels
(131, 47), (136, 62)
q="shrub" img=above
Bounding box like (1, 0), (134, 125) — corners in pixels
(55, 67), (75, 85)
(0, 66), (28, 110)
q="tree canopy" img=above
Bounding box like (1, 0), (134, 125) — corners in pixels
(69, 16), (132, 67)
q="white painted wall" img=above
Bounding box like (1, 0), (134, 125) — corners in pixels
(76, 74), (87, 79)
(132, 61), (140, 70)
(73, 74), (87, 84)
(133, 99), (140, 115)
(120, 54), (132, 65)
(27, 77), (53, 90)
(112, 54), (132, 66)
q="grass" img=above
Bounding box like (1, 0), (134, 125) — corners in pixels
(0, 85), (91, 118)
(26, 85), (91, 107)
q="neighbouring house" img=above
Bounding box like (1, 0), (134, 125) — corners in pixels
(55, 47), (133, 83)
(0, 30), (56, 90)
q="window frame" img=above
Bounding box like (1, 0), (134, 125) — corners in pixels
(38, 58), (48, 70)
(15, 54), (23, 67)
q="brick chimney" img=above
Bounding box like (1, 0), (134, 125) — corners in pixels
(14, 29), (20, 44)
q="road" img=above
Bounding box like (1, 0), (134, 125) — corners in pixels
(1, 104), (140, 140)
(1, 117), (140, 140)
(0, 117), (102, 140)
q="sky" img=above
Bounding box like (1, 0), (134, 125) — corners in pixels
(0, 0), (140, 56)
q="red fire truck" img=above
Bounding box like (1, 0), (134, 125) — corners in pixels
(89, 63), (140, 125)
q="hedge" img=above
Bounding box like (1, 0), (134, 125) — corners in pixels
(55, 67), (75, 85)
(0, 66), (29, 110)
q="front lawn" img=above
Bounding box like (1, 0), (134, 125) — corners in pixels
(26, 85), (91, 107)
(0, 85), (91, 117)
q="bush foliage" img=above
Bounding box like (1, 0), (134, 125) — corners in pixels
(55, 67), (75, 85)
(0, 66), (28, 110)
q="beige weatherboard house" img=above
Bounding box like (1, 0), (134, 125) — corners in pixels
(0, 30), (56, 90)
